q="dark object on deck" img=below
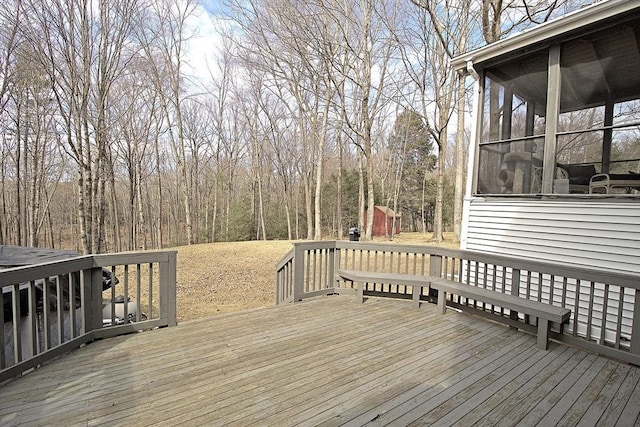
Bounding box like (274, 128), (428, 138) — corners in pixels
(0, 246), (80, 267)
(348, 227), (360, 241)
(1, 245), (118, 322)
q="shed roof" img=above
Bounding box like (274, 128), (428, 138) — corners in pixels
(452, 0), (640, 72)
(374, 206), (402, 217)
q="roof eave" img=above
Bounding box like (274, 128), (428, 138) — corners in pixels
(452, 0), (640, 72)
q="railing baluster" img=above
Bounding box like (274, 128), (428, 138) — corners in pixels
(372, 250), (376, 272)
(600, 284), (609, 345)
(314, 250), (319, 291)
(56, 275), (64, 345)
(586, 281), (595, 341)
(537, 273), (543, 303)
(631, 289), (640, 356)
(404, 252), (410, 275)
(525, 272), (532, 324)
(573, 279), (581, 337)
(308, 249), (312, 292)
(123, 265), (129, 323)
(136, 265), (142, 322)
(615, 285), (624, 350)
(43, 278), (51, 351)
(110, 266), (116, 326)
(11, 283), (21, 363)
(148, 263), (153, 318)
(69, 273), (76, 339)
(28, 281), (37, 357)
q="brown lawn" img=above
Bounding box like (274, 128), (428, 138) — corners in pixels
(173, 232), (459, 322)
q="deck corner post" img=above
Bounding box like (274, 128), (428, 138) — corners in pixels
(430, 254), (443, 302)
(292, 244), (305, 302)
(160, 251), (178, 327)
(631, 289), (640, 356)
(429, 254), (443, 279)
(332, 242), (341, 289)
(83, 265), (104, 334)
(510, 268), (521, 325)
(327, 242), (336, 290)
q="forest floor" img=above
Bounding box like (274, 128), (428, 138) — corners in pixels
(174, 232), (459, 323)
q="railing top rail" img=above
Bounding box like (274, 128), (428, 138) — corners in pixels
(0, 250), (179, 287)
(276, 248), (294, 270)
(289, 240), (639, 289)
(433, 247), (640, 288)
(293, 241), (338, 251)
(336, 241), (440, 255)
(91, 250), (177, 267)
(0, 256), (95, 286)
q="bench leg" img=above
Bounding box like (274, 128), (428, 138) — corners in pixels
(357, 282), (364, 304)
(537, 318), (549, 350)
(413, 285), (420, 308)
(437, 290), (447, 315)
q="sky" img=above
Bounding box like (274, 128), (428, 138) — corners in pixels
(183, 2), (229, 86)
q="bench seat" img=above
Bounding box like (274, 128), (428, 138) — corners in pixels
(430, 278), (571, 350)
(335, 269), (434, 307)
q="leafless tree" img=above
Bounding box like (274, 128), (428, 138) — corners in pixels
(406, 0), (572, 241)
(17, 0), (142, 253)
(324, 0), (400, 240)
(135, 0), (197, 245)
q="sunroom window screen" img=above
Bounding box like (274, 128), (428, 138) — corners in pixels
(478, 49), (548, 194)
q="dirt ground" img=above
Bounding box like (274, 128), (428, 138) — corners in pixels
(174, 232), (459, 323)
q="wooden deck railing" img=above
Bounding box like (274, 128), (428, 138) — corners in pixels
(276, 241), (640, 365)
(1, 250), (177, 383)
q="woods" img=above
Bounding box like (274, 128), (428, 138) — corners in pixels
(0, 0), (579, 253)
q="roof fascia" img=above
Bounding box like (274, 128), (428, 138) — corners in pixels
(452, 0), (640, 72)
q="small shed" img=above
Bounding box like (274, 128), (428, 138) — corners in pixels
(365, 206), (401, 237)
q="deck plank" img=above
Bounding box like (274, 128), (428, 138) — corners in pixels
(297, 323), (511, 427)
(247, 325), (512, 426)
(110, 307), (440, 425)
(53, 299), (429, 425)
(527, 356), (610, 426)
(594, 365), (640, 426)
(0, 295), (638, 427)
(450, 345), (578, 426)
(154, 307), (470, 425)
(361, 334), (536, 426)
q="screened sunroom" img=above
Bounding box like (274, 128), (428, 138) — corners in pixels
(452, 1), (640, 274)
(467, 2), (640, 196)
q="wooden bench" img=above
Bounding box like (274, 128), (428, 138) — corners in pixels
(430, 278), (571, 350)
(335, 269), (435, 308)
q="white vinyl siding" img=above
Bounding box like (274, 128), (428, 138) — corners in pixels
(462, 200), (640, 275)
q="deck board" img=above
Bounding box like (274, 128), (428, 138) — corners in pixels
(1, 295), (639, 426)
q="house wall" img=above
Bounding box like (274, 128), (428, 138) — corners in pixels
(461, 199), (640, 275)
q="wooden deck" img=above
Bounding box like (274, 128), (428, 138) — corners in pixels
(1, 296), (639, 426)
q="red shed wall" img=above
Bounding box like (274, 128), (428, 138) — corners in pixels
(365, 207), (401, 236)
